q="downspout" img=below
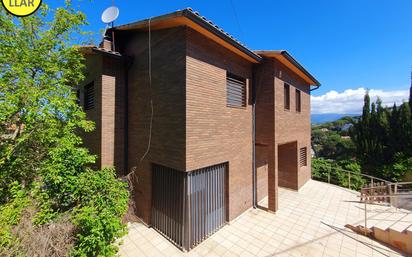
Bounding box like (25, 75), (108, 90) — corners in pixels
(124, 58), (131, 176)
(122, 36), (134, 176)
(252, 67), (257, 208)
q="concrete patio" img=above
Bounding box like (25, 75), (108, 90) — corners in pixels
(118, 180), (409, 257)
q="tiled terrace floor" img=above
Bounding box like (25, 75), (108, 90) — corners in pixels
(118, 180), (409, 257)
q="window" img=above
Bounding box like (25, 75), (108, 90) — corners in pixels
(299, 147), (307, 167)
(296, 89), (301, 112)
(84, 82), (94, 110)
(284, 83), (290, 110)
(227, 73), (246, 108)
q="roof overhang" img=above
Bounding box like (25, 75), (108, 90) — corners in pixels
(254, 50), (321, 88)
(76, 45), (126, 60)
(110, 9), (262, 64)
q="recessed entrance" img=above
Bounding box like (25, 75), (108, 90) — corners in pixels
(278, 141), (298, 190)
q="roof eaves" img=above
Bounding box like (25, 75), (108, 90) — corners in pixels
(181, 8), (261, 62)
(255, 50), (321, 87)
(111, 8), (262, 63)
(92, 47), (124, 58)
(77, 45), (128, 60)
(111, 9), (185, 31)
(280, 51), (321, 87)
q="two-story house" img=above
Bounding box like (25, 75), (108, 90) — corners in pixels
(78, 8), (320, 251)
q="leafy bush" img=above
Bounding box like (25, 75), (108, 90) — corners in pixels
(34, 139), (129, 256)
(381, 153), (412, 182)
(71, 169), (129, 257)
(0, 183), (30, 249)
(312, 158), (365, 191)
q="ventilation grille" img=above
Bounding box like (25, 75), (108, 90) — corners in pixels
(299, 147), (307, 167)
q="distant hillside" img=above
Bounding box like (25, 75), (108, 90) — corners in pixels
(311, 113), (358, 124)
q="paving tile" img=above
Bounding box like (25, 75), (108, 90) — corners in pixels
(118, 180), (406, 257)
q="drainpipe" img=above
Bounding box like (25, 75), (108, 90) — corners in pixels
(252, 68), (257, 208)
(124, 58), (130, 176)
(123, 43), (134, 176)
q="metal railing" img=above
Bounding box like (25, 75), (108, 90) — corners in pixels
(358, 192), (412, 236)
(311, 166), (390, 192)
(386, 182), (412, 209)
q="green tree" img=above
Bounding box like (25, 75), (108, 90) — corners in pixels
(409, 74), (412, 111)
(0, 2), (91, 201)
(0, 2), (128, 256)
(398, 103), (412, 154)
(351, 91), (371, 163)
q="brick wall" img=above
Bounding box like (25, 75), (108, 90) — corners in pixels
(101, 56), (126, 175)
(80, 54), (126, 176)
(81, 26), (313, 224)
(81, 54), (102, 168)
(273, 59), (312, 190)
(186, 27), (254, 221)
(123, 27), (187, 223)
(255, 59), (277, 211)
(255, 57), (312, 211)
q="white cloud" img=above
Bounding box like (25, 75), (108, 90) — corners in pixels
(311, 87), (410, 114)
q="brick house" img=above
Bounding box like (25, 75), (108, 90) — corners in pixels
(78, 8), (320, 250)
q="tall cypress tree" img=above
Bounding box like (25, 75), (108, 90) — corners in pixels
(376, 98), (388, 159)
(409, 71), (412, 111)
(388, 103), (400, 155)
(351, 91), (372, 165)
(399, 103), (412, 154)
(362, 91), (371, 122)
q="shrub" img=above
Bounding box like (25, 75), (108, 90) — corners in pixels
(70, 169), (129, 257)
(34, 138), (129, 257)
(312, 158), (365, 191)
(381, 153), (412, 182)
(0, 182), (30, 250)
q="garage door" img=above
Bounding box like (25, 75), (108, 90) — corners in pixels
(151, 163), (227, 250)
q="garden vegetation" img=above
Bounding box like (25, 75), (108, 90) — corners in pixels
(0, 2), (129, 256)
(312, 89), (412, 186)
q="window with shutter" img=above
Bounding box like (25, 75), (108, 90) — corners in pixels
(84, 82), (94, 110)
(284, 83), (290, 110)
(227, 73), (246, 108)
(296, 89), (301, 112)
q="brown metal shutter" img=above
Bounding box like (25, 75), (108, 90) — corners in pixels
(151, 164), (186, 247)
(151, 163), (227, 250)
(187, 163), (227, 249)
(227, 74), (246, 108)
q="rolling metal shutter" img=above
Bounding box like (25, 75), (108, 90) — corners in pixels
(151, 163), (227, 250)
(151, 165), (186, 247)
(187, 163), (227, 249)
(227, 74), (246, 108)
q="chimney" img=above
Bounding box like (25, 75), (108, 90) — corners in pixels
(99, 38), (113, 51)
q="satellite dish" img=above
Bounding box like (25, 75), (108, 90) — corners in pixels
(101, 6), (119, 24)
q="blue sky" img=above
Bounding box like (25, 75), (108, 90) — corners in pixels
(50, 0), (412, 114)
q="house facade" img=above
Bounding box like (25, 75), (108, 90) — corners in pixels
(78, 8), (320, 251)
